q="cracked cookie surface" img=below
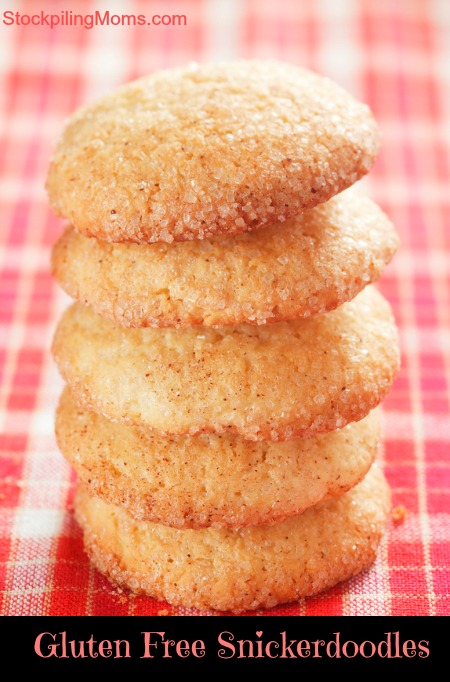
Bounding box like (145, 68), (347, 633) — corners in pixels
(73, 463), (391, 613)
(52, 286), (400, 440)
(57, 387), (381, 529)
(51, 188), (398, 328)
(46, 60), (379, 243)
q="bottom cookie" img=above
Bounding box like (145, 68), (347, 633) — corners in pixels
(74, 463), (391, 613)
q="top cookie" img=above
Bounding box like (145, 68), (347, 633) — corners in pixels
(46, 60), (380, 243)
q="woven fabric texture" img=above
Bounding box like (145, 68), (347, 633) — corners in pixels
(0, 0), (449, 616)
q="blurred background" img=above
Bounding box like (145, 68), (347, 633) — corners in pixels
(0, 0), (449, 616)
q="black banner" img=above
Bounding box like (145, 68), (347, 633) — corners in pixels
(0, 616), (445, 672)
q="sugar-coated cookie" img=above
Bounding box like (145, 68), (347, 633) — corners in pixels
(56, 387), (381, 529)
(51, 188), (398, 328)
(46, 60), (379, 243)
(73, 463), (391, 613)
(52, 286), (399, 441)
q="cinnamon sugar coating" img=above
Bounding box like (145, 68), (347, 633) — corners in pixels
(51, 188), (398, 328)
(52, 286), (400, 441)
(46, 60), (379, 243)
(57, 387), (381, 529)
(73, 464), (391, 613)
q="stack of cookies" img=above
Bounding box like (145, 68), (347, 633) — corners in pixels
(47, 61), (400, 613)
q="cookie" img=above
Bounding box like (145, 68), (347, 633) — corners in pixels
(51, 188), (399, 328)
(56, 387), (381, 529)
(74, 463), (391, 613)
(52, 286), (399, 441)
(46, 60), (379, 244)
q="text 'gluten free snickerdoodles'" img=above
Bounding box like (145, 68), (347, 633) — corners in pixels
(48, 59), (400, 614)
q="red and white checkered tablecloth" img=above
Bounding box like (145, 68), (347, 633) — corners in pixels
(0, 0), (449, 618)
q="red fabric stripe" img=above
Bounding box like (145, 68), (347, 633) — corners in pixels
(0, 0), (448, 616)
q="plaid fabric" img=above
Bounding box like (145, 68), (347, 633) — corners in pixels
(0, 0), (449, 617)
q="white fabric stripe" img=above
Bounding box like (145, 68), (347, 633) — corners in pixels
(0, 324), (57, 353)
(12, 509), (65, 539)
(431, 0), (450, 117)
(0, 13), (14, 96)
(345, 553), (391, 616)
(397, 245), (437, 612)
(315, 0), (359, 95)
(0, 32), (62, 610)
(0, 245), (52, 270)
(382, 411), (450, 441)
(3, 41), (449, 78)
(203, 0), (244, 61)
(79, 0), (131, 104)
(390, 513), (450, 542)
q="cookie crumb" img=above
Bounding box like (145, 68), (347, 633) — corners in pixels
(158, 609), (169, 616)
(391, 505), (408, 524)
